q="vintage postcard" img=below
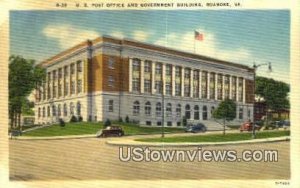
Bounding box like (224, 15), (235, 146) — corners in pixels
(0, 0), (299, 187)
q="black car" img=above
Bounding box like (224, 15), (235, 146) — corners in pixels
(96, 126), (125, 137)
(185, 123), (207, 133)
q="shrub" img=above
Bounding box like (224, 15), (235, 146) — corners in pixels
(59, 118), (65, 127)
(182, 116), (187, 127)
(118, 117), (123, 123)
(104, 119), (111, 128)
(78, 116), (83, 122)
(125, 115), (129, 123)
(70, 115), (78, 123)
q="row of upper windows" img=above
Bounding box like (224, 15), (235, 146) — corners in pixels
(47, 60), (83, 82)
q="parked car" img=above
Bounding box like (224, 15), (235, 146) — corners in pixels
(185, 123), (207, 133)
(240, 121), (261, 132)
(96, 126), (124, 137)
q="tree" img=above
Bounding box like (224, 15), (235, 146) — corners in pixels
(255, 76), (290, 116)
(9, 55), (46, 130)
(213, 99), (237, 135)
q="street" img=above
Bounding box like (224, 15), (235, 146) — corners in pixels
(9, 137), (290, 180)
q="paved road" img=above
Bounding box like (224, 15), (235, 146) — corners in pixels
(9, 137), (290, 181)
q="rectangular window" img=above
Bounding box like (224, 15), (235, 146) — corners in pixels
(52, 85), (56, 98)
(58, 83), (62, 97)
(155, 81), (162, 94)
(165, 83), (172, 95)
(184, 68), (190, 79)
(108, 76), (114, 87)
(108, 100), (113, 112)
(184, 85), (190, 97)
(224, 75), (230, 99)
(155, 63), (162, 75)
(77, 61), (82, 72)
(232, 76), (237, 100)
(209, 73), (215, 99)
(175, 83), (181, 96)
(146, 121), (152, 126)
(156, 121), (162, 126)
(71, 81), (75, 94)
(167, 122), (172, 126)
(71, 63), (75, 75)
(201, 71), (207, 98)
(77, 80), (82, 93)
(132, 59), (140, 71)
(144, 79), (151, 93)
(64, 82), (69, 96)
(175, 66), (181, 77)
(165, 64), (172, 76)
(144, 61), (151, 73)
(217, 74), (223, 100)
(132, 78), (140, 92)
(64, 66), (68, 77)
(58, 68), (62, 79)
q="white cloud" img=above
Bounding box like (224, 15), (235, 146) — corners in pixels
(133, 30), (149, 42)
(111, 31), (125, 39)
(154, 29), (252, 64)
(43, 24), (99, 49)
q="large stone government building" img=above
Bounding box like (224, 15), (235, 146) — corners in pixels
(35, 36), (255, 127)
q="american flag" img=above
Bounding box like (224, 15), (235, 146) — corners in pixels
(194, 31), (203, 41)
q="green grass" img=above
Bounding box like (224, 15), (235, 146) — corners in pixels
(22, 122), (184, 137)
(135, 130), (290, 143)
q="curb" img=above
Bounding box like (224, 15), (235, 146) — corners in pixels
(106, 136), (290, 147)
(12, 134), (96, 141)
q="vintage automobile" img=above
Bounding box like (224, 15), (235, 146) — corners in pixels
(185, 123), (207, 133)
(96, 126), (125, 137)
(240, 121), (261, 132)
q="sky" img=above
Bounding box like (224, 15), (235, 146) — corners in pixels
(10, 10), (290, 83)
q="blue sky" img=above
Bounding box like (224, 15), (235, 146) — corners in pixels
(10, 10), (290, 83)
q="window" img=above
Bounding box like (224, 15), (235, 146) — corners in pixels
(194, 105), (199, 120)
(77, 102), (81, 116)
(238, 77), (243, 102)
(144, 61), (151, 73)
(58, 83), (62, 97)
(53, 85), (56, 98)
(157, 121), (162, 126)
(209, 73), (215, 99)
(239, 108), (243, 119)
(108, 76), (114, 87)
(57, 104), (61, 117)
(248, 109), (251, 118)
(177, 122), (181, 126)
(156, 102), (162, 116)
(144, 80), (151, 93)
(64, 82), (69, 96)
(165, 83), (171, 95)
(108, 100), (113, 112)
(63, 103), (68, 116)
(64, 66), (68, 77)
(155, 81), (162, 94)
(217, 74), (223, 100)
(58, 68), (62, 79)
(145, 101), (151, 116)
(155, 63), (162, 75)
(132, 59), (140, 71)
(176, 104), (181, 117)
(77, 80), (82, 93)
(47, 106), (50, 117)
(132, 78), (140, 92)
(108, 58), (114, 69)
(166, 103), (172, 117)
(232, 77), (237, 100)
(202, 106), (208, 120)
(133, 101), (140, 115)
(167, 121), (172, 126)
(52, 105), (56, 116)
(71, 63), (75, 75)
(185, 104), (191, 119)
(201, 71), (207, 98)
(38, 108), (41, 118)
(53, 70), (57, 81)
(175, 66), (181, 77)
(77, 61), (82, 72)
(184, 68), (190, 79)
(175, 83), (181, 96)
(165, 64), (172, 76)
(224, 75), (230, 99)
(43, 107), (45, 117)
(146, 121), (152, 126)
(184, 85), (190, 97)
(70, 102), (75, 115)
(71, 81), (75, 94)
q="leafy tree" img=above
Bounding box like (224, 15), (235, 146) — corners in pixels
(255, 76), (290, 116)
(9, 55), (46, 130)
(213, 99), (237, 135)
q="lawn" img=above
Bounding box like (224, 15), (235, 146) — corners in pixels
(135, 130), (290, 143)
(22, 122), (184, 137)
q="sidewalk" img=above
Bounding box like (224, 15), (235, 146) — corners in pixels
(106, 136), (290, 147)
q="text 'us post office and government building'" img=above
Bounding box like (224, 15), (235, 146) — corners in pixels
(34, 36), (255, 129)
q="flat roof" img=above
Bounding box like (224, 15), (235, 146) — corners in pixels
(39, 35), (254, 72)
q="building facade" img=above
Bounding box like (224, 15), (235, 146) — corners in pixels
(35, 36), (255, 127)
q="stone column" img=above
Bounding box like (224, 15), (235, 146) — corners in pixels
(151, 62), (155, 94)
(190, 69), (193, 98)
(171, 65), (175, 96)
(222, 74), (225, 100)
(243, 77), (246, 103)
(229, 75), (232, 100)
(129, 58), (133, 92)
(181, 67), (184, 97)
(215, 73), (218, 100)
(140, 60), (144, 93)
(162, 63), (166, 95)
(207, 72), (210, 99)
(236, 77), (239, 102)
